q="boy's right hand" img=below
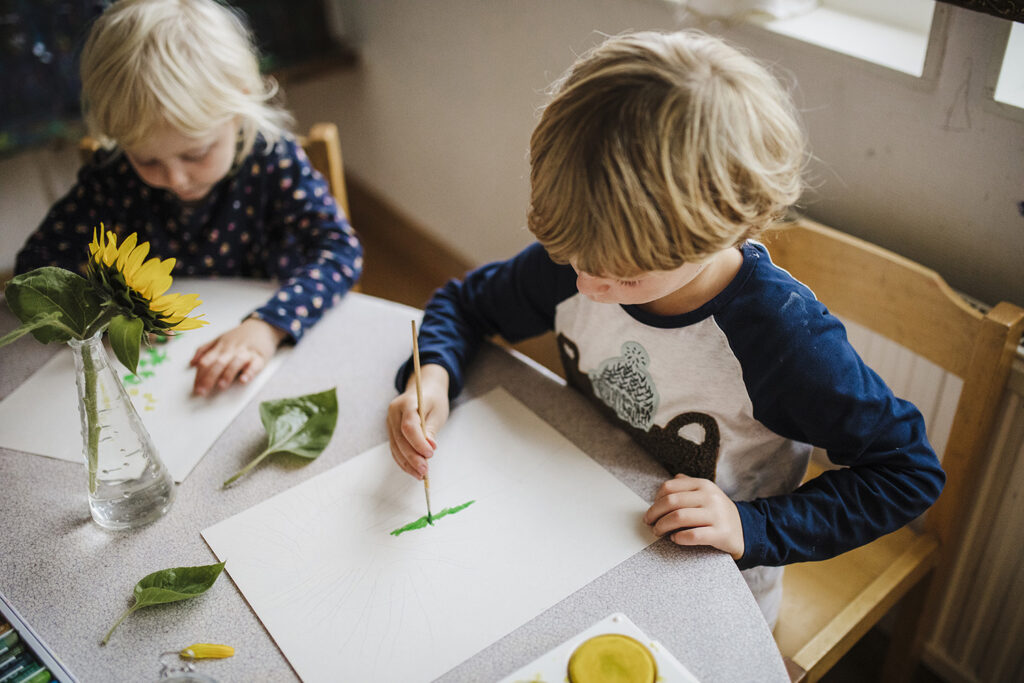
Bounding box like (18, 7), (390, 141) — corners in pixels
(386, 363), (451, 479)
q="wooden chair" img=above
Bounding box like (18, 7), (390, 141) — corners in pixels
(762, 218), (1024, 682)
(298, 121), (350, 217)
(79, 121), (350, 217)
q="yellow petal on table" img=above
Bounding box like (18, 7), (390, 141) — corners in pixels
(180, 643), (234, 659)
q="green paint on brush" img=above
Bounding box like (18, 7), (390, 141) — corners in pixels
(390, 500), (476, 536)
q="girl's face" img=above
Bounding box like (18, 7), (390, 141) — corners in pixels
(124, 119), (238, 202)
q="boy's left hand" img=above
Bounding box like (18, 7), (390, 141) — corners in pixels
(189, 317), (287, 396)
(644, 474), (745, 560)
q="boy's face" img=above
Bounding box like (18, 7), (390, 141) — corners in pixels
(571, 260), (708, 307)
(124, 119), (238, 202)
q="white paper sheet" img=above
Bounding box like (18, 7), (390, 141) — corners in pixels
(202, 388), (656, 683)
(0, 278), (290, 481)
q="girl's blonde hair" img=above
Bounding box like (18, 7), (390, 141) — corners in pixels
(80, 0), (293, 161)
(528, 30), (806, 276)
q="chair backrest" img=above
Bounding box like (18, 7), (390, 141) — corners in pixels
(298, 122), (350, 217)
(79, 121), (350, 217)
(764, 218), (1024, 553)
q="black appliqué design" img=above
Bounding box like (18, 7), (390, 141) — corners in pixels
(558, 333), (721, 480)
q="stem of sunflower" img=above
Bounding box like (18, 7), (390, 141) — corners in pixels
(83, 303), (120, 339)
(81, 340), (101, 495)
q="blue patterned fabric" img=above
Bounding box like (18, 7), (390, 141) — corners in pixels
(16, 135), (362, 340)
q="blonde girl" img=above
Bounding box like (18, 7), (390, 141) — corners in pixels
(17, 0), (362, 395)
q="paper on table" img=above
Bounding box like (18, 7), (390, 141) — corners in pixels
(202, 387), (656, 683)
(0, 278), (290, 482)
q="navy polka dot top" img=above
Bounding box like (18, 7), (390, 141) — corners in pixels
(15, 135), (363, 341)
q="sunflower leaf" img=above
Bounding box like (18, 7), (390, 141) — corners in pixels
(100, 561), (225, 645)
(222, 388), (338, 487)
(108, 314), (144, 374)
(4, 268), (104, 342)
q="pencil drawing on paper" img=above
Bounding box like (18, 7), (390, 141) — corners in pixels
(390, 499), (476, 536)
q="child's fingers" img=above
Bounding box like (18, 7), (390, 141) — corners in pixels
(190, 339), (216, 366)
(644, 489), (705, 525)
(391, 445), (427, 479)
(386, 395), (432, 479)
(218, 354), (251, 390)
(401, 408), (435, 459)
(193, 350), (231, 396)
(652, 473), (703, 500)
(649, 506), (712, 537)
(669, 525), (719, 548)
(386, 423), (428, 479)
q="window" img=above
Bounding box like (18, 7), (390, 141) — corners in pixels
(993, 21), (1024, 109)
(755, 0), (938, 77)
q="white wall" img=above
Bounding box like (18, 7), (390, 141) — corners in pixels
(3, 0), (1021, 307)
(286, 0), (1024, 308)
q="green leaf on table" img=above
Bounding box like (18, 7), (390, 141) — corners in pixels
(4, 267), (103, 343)
(107, 314), (144, 374)
(222, 388), (338, 487)
(101, 561), (226, 645)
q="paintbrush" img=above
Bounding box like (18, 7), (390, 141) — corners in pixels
(411, 320), (434, 525)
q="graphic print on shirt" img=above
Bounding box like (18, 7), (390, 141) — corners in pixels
(557, 333), (721, 480)
(588, 341), (658, 430)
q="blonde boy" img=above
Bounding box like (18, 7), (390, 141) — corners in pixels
(387, 30), (943, 627)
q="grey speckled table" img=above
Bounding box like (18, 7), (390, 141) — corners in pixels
(0, 292), (788, 683)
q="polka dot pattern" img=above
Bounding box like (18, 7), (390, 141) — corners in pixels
(15, 135), (363, 341)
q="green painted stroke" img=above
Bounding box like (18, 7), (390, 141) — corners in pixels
(390, 500), (476, 536)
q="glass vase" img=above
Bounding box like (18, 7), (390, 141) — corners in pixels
(69, 331), (174, 529)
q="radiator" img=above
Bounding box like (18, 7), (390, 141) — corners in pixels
(841, 317), (1024, 683)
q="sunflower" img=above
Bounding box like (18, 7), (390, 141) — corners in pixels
(88, 226), (207, 333)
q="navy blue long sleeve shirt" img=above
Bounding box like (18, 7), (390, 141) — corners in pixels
(397, 241), (945, 570)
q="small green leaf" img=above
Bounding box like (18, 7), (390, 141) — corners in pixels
(107, 314), (144, 374)
(259, 388), (339, 459)
(4, 268), (103, 342)
(100, 561), (225, 645)
(223, 388), (338, 487)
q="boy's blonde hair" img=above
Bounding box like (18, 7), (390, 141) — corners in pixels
(80, 0), (293, 162)
(529, 30), (806, 276)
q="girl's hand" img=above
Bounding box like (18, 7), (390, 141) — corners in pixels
(386, 364), (450, 479)
(189, 317), (287, 396)
(644, 474), (745, 560)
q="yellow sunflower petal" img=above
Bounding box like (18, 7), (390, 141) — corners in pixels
(149, 293), (181, 311)
(115, 232), (138, 271)
(129, 256), (166, 295)
(122, 241), (150, 280)
(168, 316), (208, 331)
(89, 226), (101, 259)
(102, 230), (119, 267)
(144, 273), (174, 300)
(152, 293), (201, 316)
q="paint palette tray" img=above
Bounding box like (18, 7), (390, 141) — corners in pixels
(499, 612), (699, 683)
